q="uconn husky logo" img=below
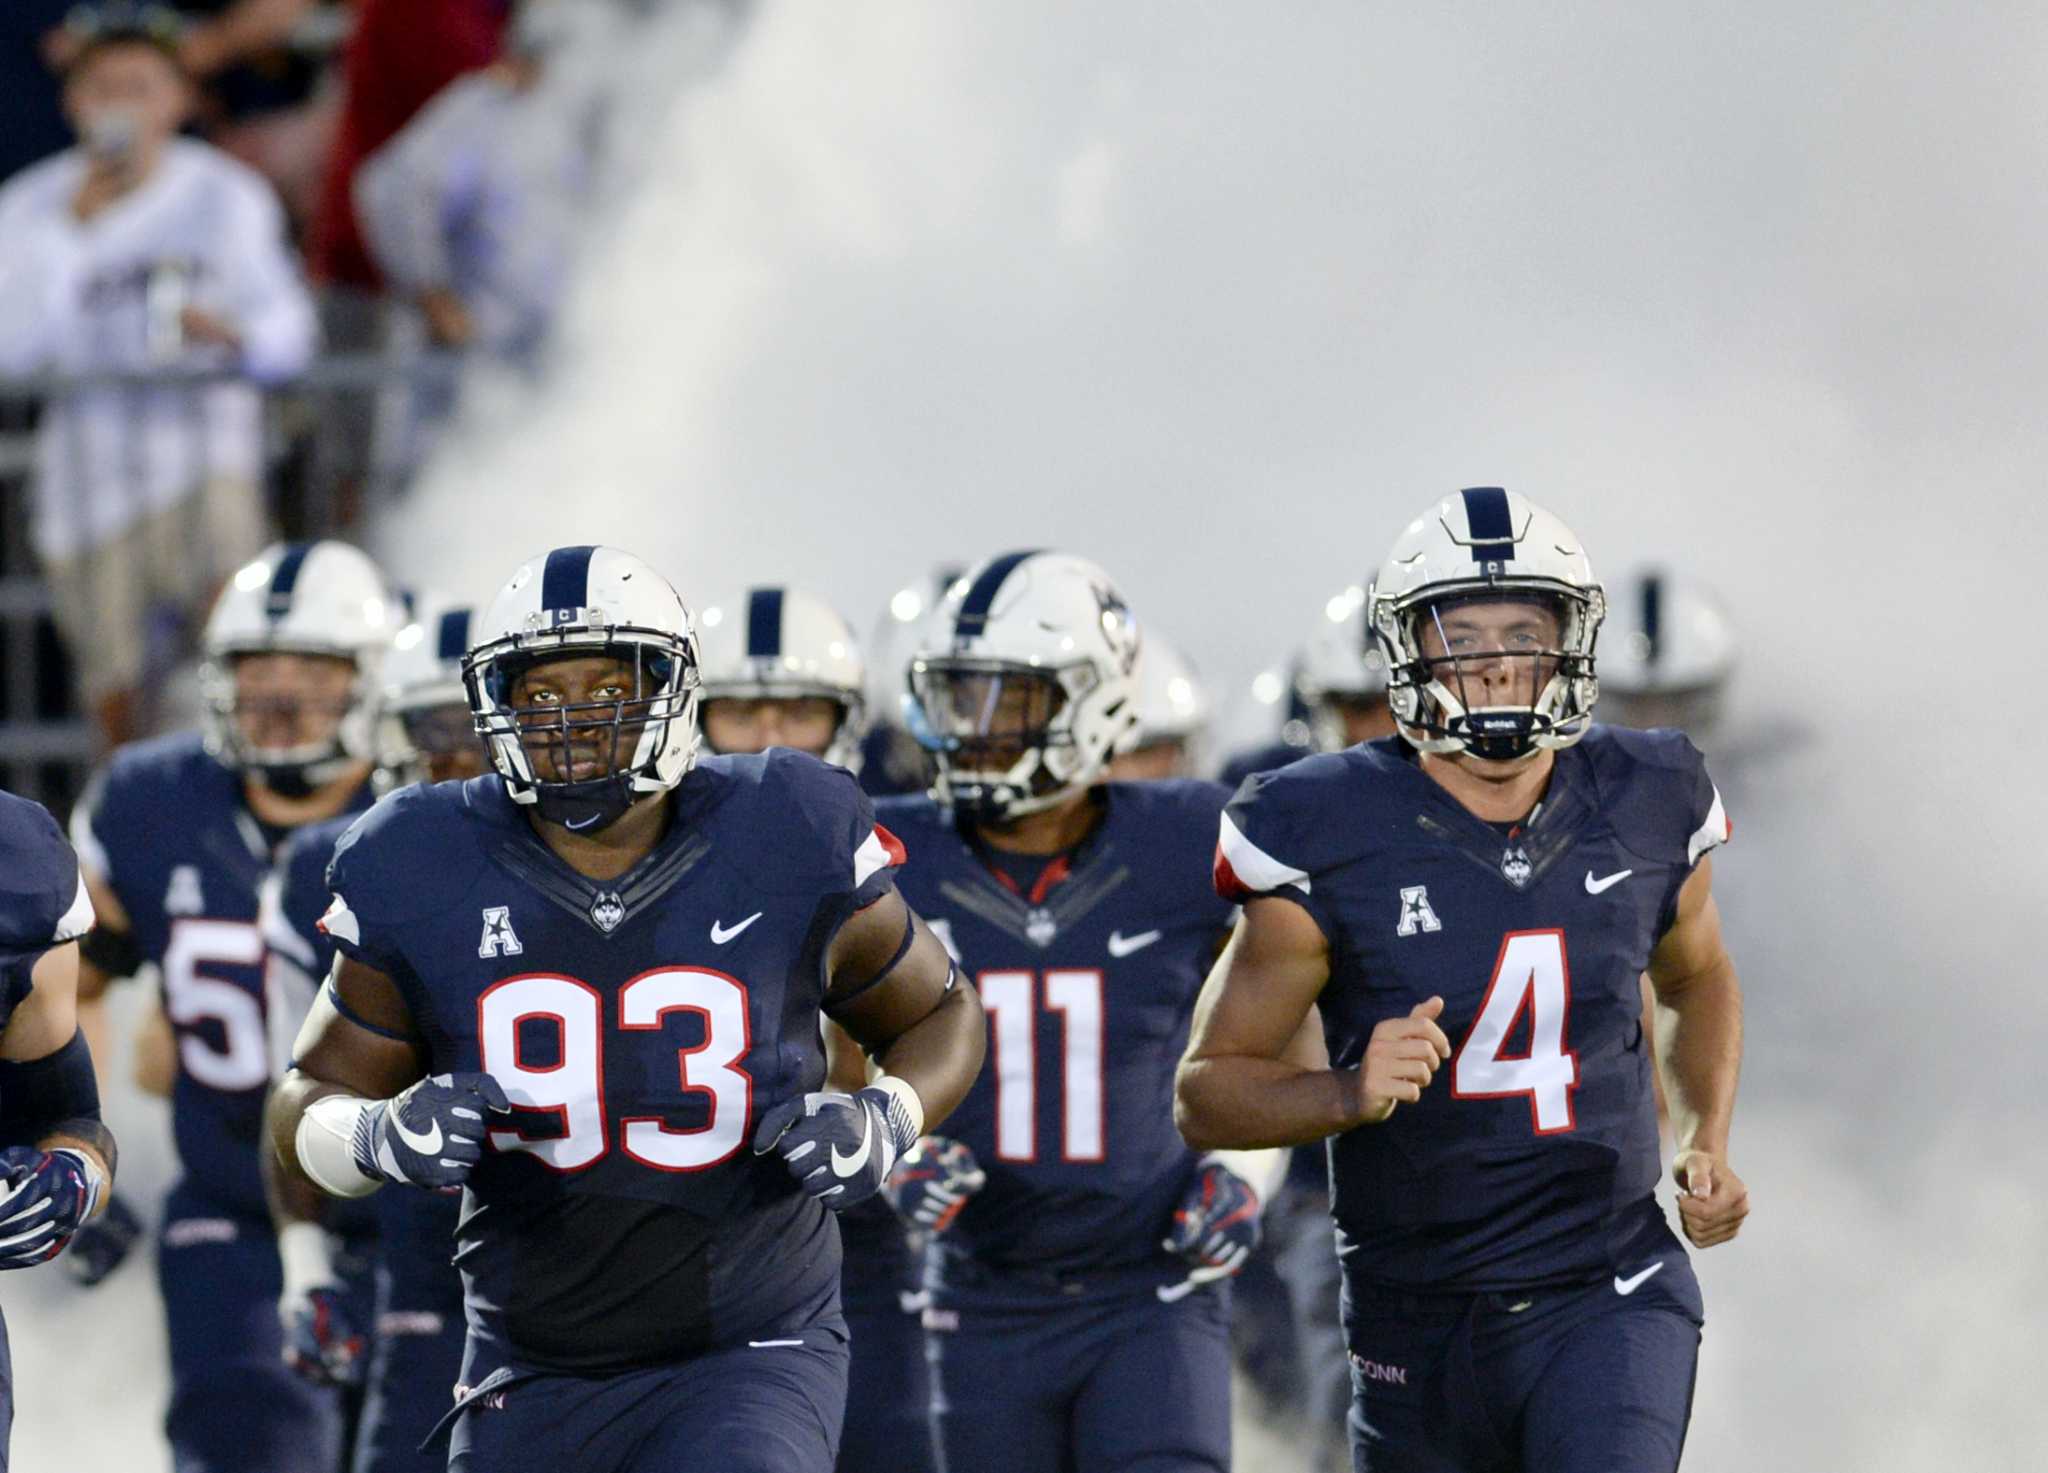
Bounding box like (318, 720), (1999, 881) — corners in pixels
(477, 907), (524, 958)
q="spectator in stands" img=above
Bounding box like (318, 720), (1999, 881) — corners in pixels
(40, 4), (340, 227)
(308, 0), (507, 294)
(354, 0), (615, 361)
(0, 20), (317, 749)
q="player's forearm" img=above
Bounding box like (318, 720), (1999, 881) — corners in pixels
(871, 983), (985, 1132)
(1653, 959), (1743, 1158)
(262, 1106), (340, 1229)
(266, 1069), (376, 1199)
(1175, 1054), (1358, 1150)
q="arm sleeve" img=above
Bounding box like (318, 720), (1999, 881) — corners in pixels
(0, 181), (81, 376)
(1684, 761), (1731, 868)
(66, 770), (126, 917)
(1213, 772), (1338, 942)
(321, 811), (412, 979)
(216, 172), (317, 381)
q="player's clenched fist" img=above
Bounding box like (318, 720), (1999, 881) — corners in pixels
(1357, 997), (1453, 1124)
(884, 1136), (985, 1233)
(1672, 1150), (1749, 1249)
(353, 1073), (510, 1190)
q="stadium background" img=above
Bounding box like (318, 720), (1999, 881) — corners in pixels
(3, 2), (2044, 1468)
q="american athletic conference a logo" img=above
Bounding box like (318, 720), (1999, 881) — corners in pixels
(1396, 886), (1441, 937)
(477, 907), (524, 959)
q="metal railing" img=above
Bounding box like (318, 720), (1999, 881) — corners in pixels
(0, 349), (461, 817)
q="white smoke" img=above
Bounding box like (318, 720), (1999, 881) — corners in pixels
(388, 3), (2048, 1464)
(13, 2), (2047, 1467)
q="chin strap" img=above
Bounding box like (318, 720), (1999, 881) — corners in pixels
(530, 772), (641, 834)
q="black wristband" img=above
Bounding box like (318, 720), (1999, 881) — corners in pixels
(77, 924), (142, 980)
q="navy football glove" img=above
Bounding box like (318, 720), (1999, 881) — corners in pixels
(883, 1137), (985, 1234)
(61, 1190), (144, 1287)
(1158, 1155), (1262, 1302)
(282, 1283), (368, 1388)
(752, 1081), (922, 1210)
(0, 1145), (103, 1270)
(352, 1073), (510, 1190)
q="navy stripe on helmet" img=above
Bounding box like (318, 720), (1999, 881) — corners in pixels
(1640, 573), (1663, 669)
(1460, 487), (1515, 562)
(954, 549), (1042, 639)
(745, 588), (784, 659)
(538, 545), (597, 618)
(265, 543), (312, 620)
(436, 608), (472, 663)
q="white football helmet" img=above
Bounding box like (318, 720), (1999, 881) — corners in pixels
(378, 595), (481, 782)
(1120, 632), (1211, 755)
(200, 541), (398, 792)
(1295, 584), (1391, 751)
(1369, 487), (1605, 762)
(1595, 567), (1736, 738)
(907, 550), (1142, 822)
(463, 545), (701, 832)
(694, 586), (866, 768)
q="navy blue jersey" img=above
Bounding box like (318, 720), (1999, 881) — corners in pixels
(322, 750), (906, 1374)
(1215, 738), (1314, 793)
(0, 790), (93, 1037)
(878, 782), (1236, 1280)
(267, 812), (354, 989)
(73, 733), (373, 1215)
(1218, 728), (1730, 1292)
(262, 810), (433, 1277)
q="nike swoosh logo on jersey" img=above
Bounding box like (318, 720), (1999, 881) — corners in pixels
(831, 1107), (874, 1179)
(1107, 929), (1163, 958)
(1584, 869), (1634, 895)
(1614, 1261), (1666, 1295)
(394, 1114), (444, 1158)
(710, 912), (763, 944)
(565, 814), (602, 831)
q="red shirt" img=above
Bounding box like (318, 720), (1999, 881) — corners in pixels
(308, 0), (508, 288)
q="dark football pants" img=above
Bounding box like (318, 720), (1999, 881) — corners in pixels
(1268, 1180), (1353, 1469)
(927, 1271), (1233, 1473)
(158, 1180), (343, 1473)
(351, 1289), (465, 1473)
(447, 1321), (849, 1473)
(838, 1264), (936, 1473)
(1343, 1213), (1703, 1473)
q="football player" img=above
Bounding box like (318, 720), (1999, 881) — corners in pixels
(70, 540), (395, 1472)
(1177, 489), (1748, 1473)
(260, 597), (485, 1473)
(1217, 587), (1395, 788)
(1106, 632), (1211, 781)
(1592, 567), (1737, 743)
(880, 550), (1259, 1473)
(694, 584), (933, 1473)
(266, 546), (985, 1473)
(0, 790), (118, 1470)
(696, 586), (866, 768)
(854, 570), (961, 799)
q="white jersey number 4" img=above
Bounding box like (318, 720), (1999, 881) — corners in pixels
(1450, 929), (1578, 1133)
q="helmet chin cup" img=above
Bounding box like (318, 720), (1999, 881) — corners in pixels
(252, 763), (318, 799)
(531, 771), (640, 834)
(1446, 707), (1543, 764)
